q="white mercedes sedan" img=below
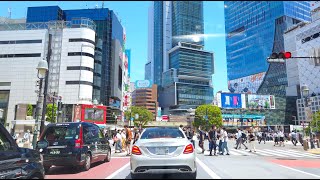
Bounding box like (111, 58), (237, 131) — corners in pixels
(130, 127), (197, 179)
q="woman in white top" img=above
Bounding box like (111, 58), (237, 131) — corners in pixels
(121, 129), (126, 151)
(278, 130), (285, 147)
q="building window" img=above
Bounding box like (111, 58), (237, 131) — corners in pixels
(69, 38), (95, 45)
(0, 82), (10, 86)
(0, 53), (41, 58)
(118, 65), (122, 89)
(68, 52), (94, 59)
(65, 81), (93, 86)
(67, 66), (93, 72)
(0, 39), (42, 44)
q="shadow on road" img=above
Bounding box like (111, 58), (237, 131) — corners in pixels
(46, 161), (104, 175)
(126, 173), (194, 179)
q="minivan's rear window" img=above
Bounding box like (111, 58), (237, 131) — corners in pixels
(140, 128), (185, 139)
(41, 124), (80, 142)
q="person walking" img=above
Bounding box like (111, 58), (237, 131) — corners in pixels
(273, 131), (279, 146)
(290, 130), (297, 146)
(124, 125), (132, 155)
(248, 130), (256, 152)
(235, 128), (248, 150)
(115, 130), (123, 153)
(198, 126), (205, 153)
(260, 131), (266, 144)
(186, 126), (195, 147)
(279, 130), (285, 147)
(208, 125), (218, 156)
(221, 127), (230, 155)
(218, 128), (224, 155)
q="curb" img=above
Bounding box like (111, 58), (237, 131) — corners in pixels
(307, 149), (320, 155)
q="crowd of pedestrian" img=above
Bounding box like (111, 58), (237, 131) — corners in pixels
(111, 125), (142, 156)
(194, 126), (306, 156)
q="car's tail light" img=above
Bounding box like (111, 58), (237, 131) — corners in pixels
(183, 144), (194, 154)
(132, 145), (142, 155)
(75, 125), (83, 148)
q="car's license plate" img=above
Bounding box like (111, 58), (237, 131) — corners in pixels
(155, 148), (168, 155)
(50, 149), (60, 155)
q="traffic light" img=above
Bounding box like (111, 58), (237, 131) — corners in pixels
(267, 52), (291, 63)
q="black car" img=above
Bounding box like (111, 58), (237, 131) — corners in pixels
(0, 123), (45, 179)
(36, 122), (111, 172)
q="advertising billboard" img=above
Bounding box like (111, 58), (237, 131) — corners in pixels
(135, 80), (152, 89)
(222, 114), (266, 126)
(109, 98), (121, 109)
(247, 95), (275, 109)
(217, 93), (246, 109)
(228, 72), (265, 94)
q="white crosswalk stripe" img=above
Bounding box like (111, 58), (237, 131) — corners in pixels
(220, 148), (320, 158)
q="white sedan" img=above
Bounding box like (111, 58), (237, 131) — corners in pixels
(130, 127), (197, 179)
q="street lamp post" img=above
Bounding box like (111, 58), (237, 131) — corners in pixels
(32, 59), (48, 149)
(301, 84), (315, 149)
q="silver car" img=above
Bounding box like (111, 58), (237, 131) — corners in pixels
(130, 127), (197, 179)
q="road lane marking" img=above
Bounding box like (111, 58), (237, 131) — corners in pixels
(276, 149), (317, 158)
(196, 157), (221, 179)
(287, 149), (320, 157)
(105, 162), (130, 179)
(254, 150), (273, 156)
(277, 164), (320, 178)
(261, 149), (287, 157)
(266, 149), (303, 157)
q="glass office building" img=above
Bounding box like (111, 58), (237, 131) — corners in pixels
(171, 1), (204, 47)
(152, 1), (214, 110)
(225, 1), (311, 93)
(153, 1), (164, 86)
(26, 6), (124, 108)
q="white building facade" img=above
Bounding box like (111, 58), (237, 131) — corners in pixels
(284, 4), (320, 124)
(0, 19), (97, 129)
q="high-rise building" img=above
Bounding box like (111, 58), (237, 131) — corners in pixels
(225, 1), (311, 94)
(145, 61), (151, 81)
(0, 18), (96, 128)
(26, 6), (125, 121)
(132, 83), (158, 118)
(150, 1), (214, 113)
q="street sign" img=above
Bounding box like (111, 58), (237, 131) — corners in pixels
(135, 114), (139, 119)
(131, 117), (134, 121)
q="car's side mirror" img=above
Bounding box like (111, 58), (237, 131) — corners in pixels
(36, 140), (48, 149)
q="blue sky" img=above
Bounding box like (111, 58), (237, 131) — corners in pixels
(0, 1), (228, 94)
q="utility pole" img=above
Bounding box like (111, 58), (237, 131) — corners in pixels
(40, 34), (52, 134)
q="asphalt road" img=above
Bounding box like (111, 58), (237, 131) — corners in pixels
(45, 139), (320, 179)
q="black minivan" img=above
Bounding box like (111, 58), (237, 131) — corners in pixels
(0, 123), (45, 179)
(36, 122), (111, 172)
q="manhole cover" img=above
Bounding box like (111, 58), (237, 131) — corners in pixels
(275, 158), (297, 160)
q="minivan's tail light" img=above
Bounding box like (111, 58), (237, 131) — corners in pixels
(183, 144), (194, 154)
(75, 125), (83, 148)
(132, 145), (142, 155)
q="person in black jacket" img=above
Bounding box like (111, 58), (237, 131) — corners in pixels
(208, 125), (218, 156)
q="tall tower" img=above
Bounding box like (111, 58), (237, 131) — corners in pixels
(150, 1), (214, 111)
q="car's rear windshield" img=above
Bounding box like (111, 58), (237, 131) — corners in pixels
(140, 128), (185, 139)
(41, 124), (80, 141)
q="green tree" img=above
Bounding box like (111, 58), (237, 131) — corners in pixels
(305, 111), (320, 134)
(124, 106), (153, 127)
(46, 104), (57, 123)
(193, 104), (223, 131)
(27, 104), (33, 116)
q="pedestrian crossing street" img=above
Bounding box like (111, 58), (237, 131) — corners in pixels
(201, 148), (320, 159)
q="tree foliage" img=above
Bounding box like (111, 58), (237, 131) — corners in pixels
(27, 104), (33, 116)
(305, 111), (320, 135)
(193, 104), (223, 131)
(124, 106), (153, 127)
(46, 104), (57, 123)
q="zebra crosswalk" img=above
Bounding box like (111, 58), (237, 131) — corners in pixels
(202, 148), (320, 159)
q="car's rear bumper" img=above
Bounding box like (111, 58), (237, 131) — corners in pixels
(43, 153), (85, 167)
(130, 153), (196, 174)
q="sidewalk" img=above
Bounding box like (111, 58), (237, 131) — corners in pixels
(307, 148), (320, 155)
